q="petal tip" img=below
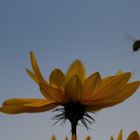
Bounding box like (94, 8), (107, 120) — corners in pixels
(30, 50), (34, 55)
(30, 51), (36, 61)
(66, 59), (86, 81)
(72, 59), (83, 66)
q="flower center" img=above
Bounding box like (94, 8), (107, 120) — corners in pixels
(52, 102), (95, 129)
(64, 102), (86, 125)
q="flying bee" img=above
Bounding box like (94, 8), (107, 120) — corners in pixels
(132, 40), (140, 52)
(125, 34), (140, 52)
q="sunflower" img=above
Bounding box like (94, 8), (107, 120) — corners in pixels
(0, 51), (140, 140)
(110, 130), (140, 140)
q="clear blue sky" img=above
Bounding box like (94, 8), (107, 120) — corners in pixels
(0, 0), (140, 140)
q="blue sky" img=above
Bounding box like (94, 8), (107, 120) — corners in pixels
(0, 0), (140, 140)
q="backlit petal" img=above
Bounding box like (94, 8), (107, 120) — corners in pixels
(30, 51), (45, 83)
(25, 68), (39, 84)
(66, 60), (86, 81)
(92, 72), (131, 100)
(64, 75), (85, 101)
(49, 69), (66, 88)
(84, 72), (101, 98)
(116, 70), (123, 75)
(93, 80), (139, 103)
(110, 81), (140, 101)
(3, 98), (44, 106)
(85, 81), (140, 111)
(0, 98), (57, 114)
(40, 83), (67, 103)
(117, 129), (123, 140)
(85, 100), (122, 111)
(127, 131), (140, 140)
(24, 100), (56, 107)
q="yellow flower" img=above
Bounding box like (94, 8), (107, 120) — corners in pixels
(1, 51), (139, 114)
(110, 130), (140, 140)
(0, 51), (140, 140)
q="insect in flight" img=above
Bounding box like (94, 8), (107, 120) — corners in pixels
(125, 34), (140, 52)
(132, 40), (140, 52)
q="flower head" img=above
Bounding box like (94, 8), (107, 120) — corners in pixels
(110, 130), (140, 140)
(0, 51), (140, 138)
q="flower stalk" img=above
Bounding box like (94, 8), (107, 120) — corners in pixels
(71, 122), (77, 140)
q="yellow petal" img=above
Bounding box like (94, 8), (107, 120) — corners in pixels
(85, 81), (140, 111)
(103, 72), (131, 84)
(127, 131), (140, 140)
(66, 60), (86, 81)
(117, 129), (123, 140)
(49, 69), (66, 88)
(116, 70), (123, 75)
(0, 98), (57, 114)
(25, 68), (39, 84)
(97, 81), (139, 102)
(92, 72), (131, 100)
(3, 98), (44, 106)
(85, 100), (122, 111)
(110, 81), (140, 100)
(24, 100), (56, 107)
(64, 75), (85, 102)
(30, 51), (45, 83)
(84, 72), (102, 98)
(116, 70), (133, 80)
(40, 83), (67, 103)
